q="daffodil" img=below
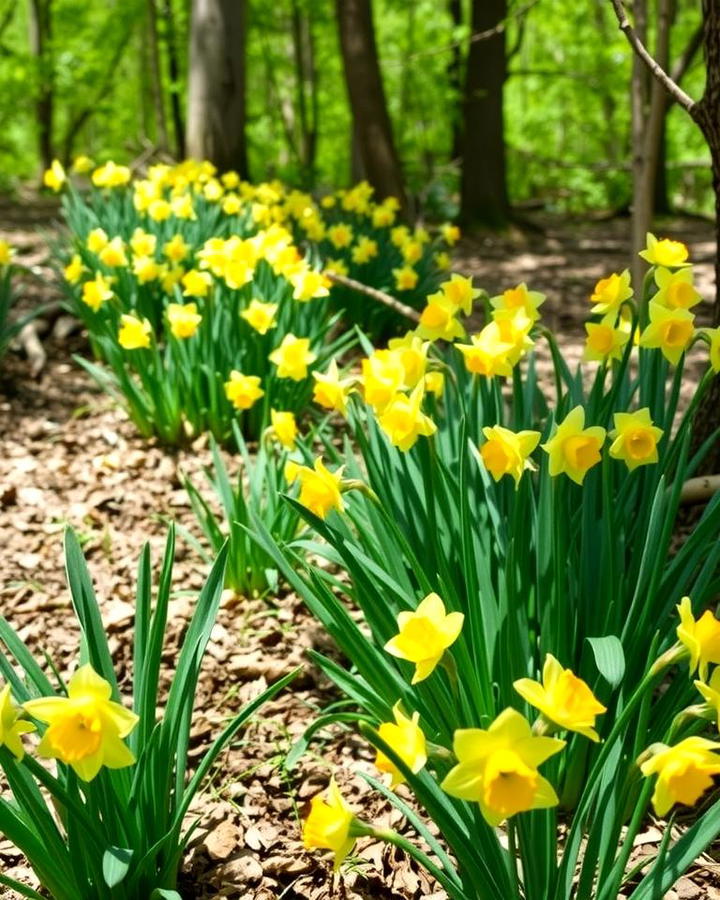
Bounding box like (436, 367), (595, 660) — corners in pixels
(456, 324), (515, 378)
(92, 161), (131, 188)
(361, 349), (406, 411)
(378, 384), (437, 452)
(63, 254), (84, 284)
(375, 702), (427, 787)
(608, 408), (663, 470)
(440, 274), (480, 316)
(240, 299), (278, 335)
(0, 684), (35, 760)
(130, 228), (157, 258)
(224, 371), (264, 410)
(387, 332), (428, 388)
(182, 269), (213, 298)
(393, 265), (419, 291)
(327, 223), (354, 249)
(424, 370), (445, 395)
(490, 283), (545, 323)
(441, 708), (565, 826)
(402, 240), (423, 265)
(589, 270), (633, 315)
(148, 199), (172, 221)
(269, 334), (317, 380)
(24, 664), (138, 782)
(99, 237), (128, 268)
(694, 667), (720, 730)
(163, 233), (189, 263)
(384, 593), (464, 684)
(290, 269), (330, 302)
(639, 302), (695, 365)
(440, 223), (461, 245)
(653, 266), (702, 310)
(81, 274), (113, 311)
(583, 315), (630, 363)
(416, 294), (465, 342)
(351, 236), (378, 265)
(86, 228), (109, 254)
(43, 159), (66, 192)
(132, 256), (161, 284)
(118, 314), (152, 350)
(491, 308), (535, 364)
(701, 326), (720, 373)
(167, 302), (202, 339)
(542, 406), (606, 485)
(302, 778), (358, 870)
(640, 737), (720, 816)
(480, 425), (541, 487)
(639, 232), (690, 268)
(270, 410), (297, 449)
(514, 654), (606, 741)
(313, 359), (354, 415)
(285, 457), (344, 518)
(677, 596), (720, 681)
(71, 155), (94, 174)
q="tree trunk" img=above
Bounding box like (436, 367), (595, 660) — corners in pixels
(459, 0), (508, 229)
(162, 0), (186, 158)
(335, 0), (408, 212)
(27, 0), (54, 173)
(186, 0), (248, 176)
(448, 0), (463, 164)
(147, 0), (169, 151)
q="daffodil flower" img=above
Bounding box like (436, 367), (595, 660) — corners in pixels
(384, 593), (464, 684)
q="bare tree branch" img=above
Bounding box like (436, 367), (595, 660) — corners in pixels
(325, 272), (421, 324)
(608, 0), (696, 111)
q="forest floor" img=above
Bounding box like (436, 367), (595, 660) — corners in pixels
(1, 198), (719, 899)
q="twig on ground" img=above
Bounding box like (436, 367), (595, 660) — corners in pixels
(325, 272), (421, 324)
(680, 475), (720, 505)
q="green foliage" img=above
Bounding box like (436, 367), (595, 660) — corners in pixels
(0, 527), (298, 899)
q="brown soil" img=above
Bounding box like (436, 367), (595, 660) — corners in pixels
(1, 201), (719, 899)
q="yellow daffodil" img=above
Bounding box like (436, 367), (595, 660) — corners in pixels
(63, 254), (84, 284)
(384, 593), (464, 684)
(118, 314), (152, 350)
(589, 270), (633, 315)
(182, 269), (213, 298)
(269, 334), (317, 380)
(222, 193), (242, 215)
(456, 324), (515, 378)
(86, 228), (109, 254)
(375, 702), (427, 787)
(378, 384), (437, 452)
(0, 240), (13, 266)
(424, 370), (445, 395)
(171, 193), (195, 220)
(491, 308), (535, 364)
(639, 302), (695, 365)
(694, 668), (720, 730)
(514, 654), (606, 741)
(163, 234), (189, 263)
(0, 684), (35, 760)
(162, 266), (184, 293)
(270, 410), (297, 449)
(325, 258), (349, 277)
(608, 408), (663, 470)
(351, 237), (378, 265)
(285, 457), (344, 518)
(313, 359), (354, 415)
(240, 299), (278, 335)
(542, 406), (606, 485)
(440, 223), (461, 245)
(290, 269), (330, 302)
(130, 228), (157, 258)
(583, 315), (631, 363)
(391, 225), (410, 248)
(490, 283), (545, 323)
(701, 326), (720, 373)
(653, 266), (702, 310)
(71, 155), (94, 174)
(440, 274), (480, 316)
(167, 302), (202, 339)
(434, 251), (451, 270)
(24, 664), (138, 782)
(92, 161), (131, 188)
(402, 240), (423, 264)
(417, 294), (465, 342)
(43, 159), (66, 192)
(387, 332), (429, 388)
(393, 265), (419, 291)
(677, 596), (720, 682)
(361, 349), (407, 411)
(81, 274), (113, 311)
(132, 256), (161, 284)
(640, 737), (720, 816)
(372, 205), (395, 227)
(99, 237), (128, 268)
(224, 371), (264, 411)
(441, 708), (565, 826)
(302, 778), (358, 870)
(639, 232), (690, 268)
(480, 425), (541, 487)
(148, 199), (172, 221)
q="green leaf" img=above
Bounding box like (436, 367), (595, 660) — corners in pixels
(150, 890), (182, 900)
(586, 635), (625, 688)
(102, 846), (133, 888)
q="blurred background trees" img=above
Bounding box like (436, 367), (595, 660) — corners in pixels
(0, 0), (710, 222)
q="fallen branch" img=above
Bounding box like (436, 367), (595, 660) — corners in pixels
(17, 321), (46, 378)
(680, 475), (720, 505)
(326, 272), (421, 324)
